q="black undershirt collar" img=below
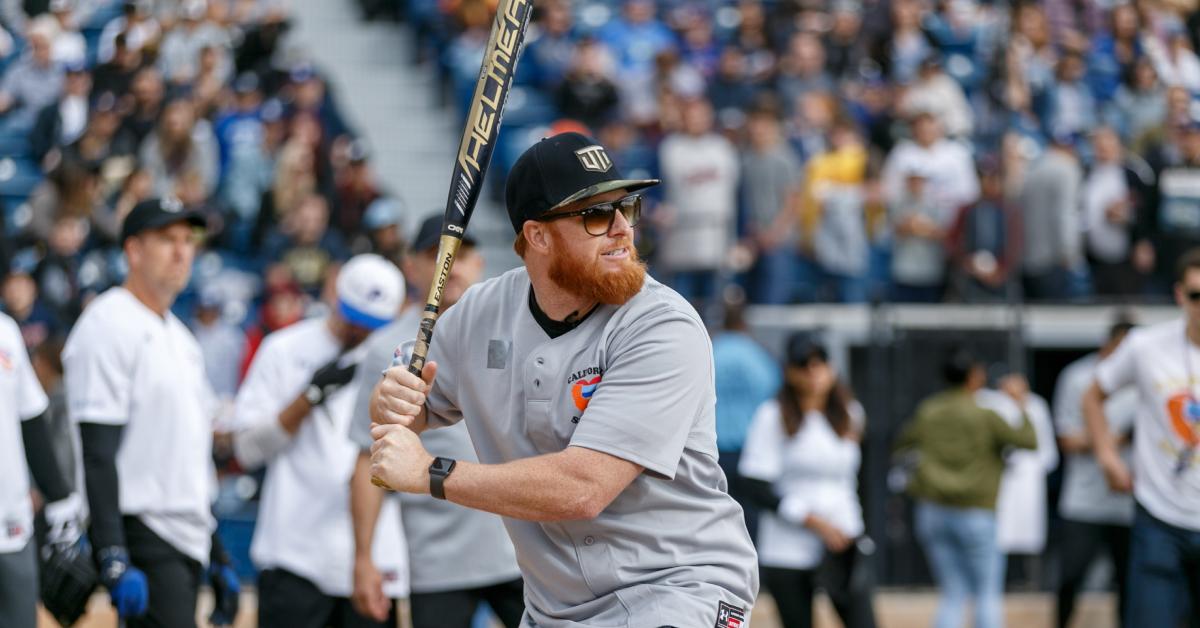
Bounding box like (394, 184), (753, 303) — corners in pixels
(528, 286), (597, 339)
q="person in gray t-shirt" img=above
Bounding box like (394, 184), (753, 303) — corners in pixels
(347, 215), (525, 628)
(369, 132), (759, 628)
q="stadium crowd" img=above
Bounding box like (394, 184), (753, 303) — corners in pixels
(369, 0), (1200, 307)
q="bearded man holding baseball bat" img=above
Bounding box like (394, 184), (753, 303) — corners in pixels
(369, 132), (759, 628)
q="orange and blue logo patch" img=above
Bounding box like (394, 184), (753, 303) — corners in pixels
(572, 375), (601, 412)
(1167, 393), (1200, 448)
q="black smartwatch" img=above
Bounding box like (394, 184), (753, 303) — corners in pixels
(428, 457), (456, 500)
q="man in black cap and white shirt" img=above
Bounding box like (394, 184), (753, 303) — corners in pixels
(369, 133), (759, 628)
(347, 215), (524, 627)
(64, 197), (239, 626)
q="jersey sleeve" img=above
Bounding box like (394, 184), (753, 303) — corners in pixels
(62, 314), (134, 425)
(1095, 332), (1140, 395)
(230, 339), (293, 469)
(568, 312), (711, 479)
(424, 304), (465, 430)
(9, 321), (48, 421)
(737, 401), (784, 482)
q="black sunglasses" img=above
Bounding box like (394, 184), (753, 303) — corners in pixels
(537, 195), (642, 237)
(1187, 290), (1200, 303)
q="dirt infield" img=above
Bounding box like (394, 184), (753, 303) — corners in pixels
(42, 590), (1117, 628)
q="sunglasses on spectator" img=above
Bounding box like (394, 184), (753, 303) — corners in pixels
(538, 195), (642, 237)
(1187, 290), (1200, 303)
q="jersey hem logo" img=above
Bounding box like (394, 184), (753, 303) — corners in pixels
(715, 601), (745, 628)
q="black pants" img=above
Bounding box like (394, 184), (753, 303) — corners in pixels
(124, 516), (203, 628)
(411, 577), (525, 628)
(762, 549), (876, 628)
(1056, 519), (1130, 628)
(258, 568), (395, 628)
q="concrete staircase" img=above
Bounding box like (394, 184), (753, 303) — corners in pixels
(287, 0), (520, 276)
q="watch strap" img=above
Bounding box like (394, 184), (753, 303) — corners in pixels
(429, 457), (456, 500)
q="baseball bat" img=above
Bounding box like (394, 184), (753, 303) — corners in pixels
(372, 0), (532, 488)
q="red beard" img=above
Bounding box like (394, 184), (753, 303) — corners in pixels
(547, 231), (646, 305)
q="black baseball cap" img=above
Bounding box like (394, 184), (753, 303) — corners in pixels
(785, 332), (828, 366)
(504, 132), (658, 233)
(120, 197), (206, 243)
(412, 213), (477, 252)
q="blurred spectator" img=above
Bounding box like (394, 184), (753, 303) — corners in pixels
(1037, 52), (1097, 140)
(120, 66), (166, 145)
(286, 64), (350, 144)
(254, 138), (320, 249)
(883, 0), (933, 84)
(0, 22), (64, 134)
(1108, 58), (1166, 152)
(741, 98), (801, 304)
(707, 47), (757, 128)
(823, 0), (867, 81)
(239, 279), (308, 379)
(30, 335), (75, 492)
(139, 97), (220, 199)
(520, 0), (574, 90)
(219, 97), (283, 252)
(1084, 127), (1157, 297)
(889, 166), (947, 302)
(729, 0), (775, 85)
(1144, 23), (1200, 92)
(44, 3), (86, 65)
(1143, 121), (1200, 293)
(159, 0), (232, 86)
(900, 55), (974, 140)
(981, 376), (1059, 584)
(26, 159), (105, 243)
(233, 6), (290, 77)
(191, 289), (245, 405)
(30, 59), (90, 162)
(742, 332), (877, 628)
(655, 97), (738, 311)
(332, 139), (382, 238)
(555, 38), (620, 132)
(948, 162), (1016, 303)
(677, 6), (719, 79)
(882, 112), (980, 227)
(894, 349), (1036, 628)
(1019, 134), (1085, 301)
(264, 193), (349, 296)
(97, 0), (160, 64)
(91, 32), (143, 97)
(1, 266), (60, 350)
(33, 214), (90, 323)
(190, 44), (229, 119)
(361, 197), (406, 264)
(1087, 3), (1143, 105)
(802, 118), (870, 303)
(215, 73), (265, 180)
(1082, 249), (1200, 627)
(1052, 319), (1137, 628)
(711, 299), (780, 541)
(596, 0), (674, 82)
(776, 32), (833, 116)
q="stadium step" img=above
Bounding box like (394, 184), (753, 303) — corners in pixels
(290, 0), (520, 277)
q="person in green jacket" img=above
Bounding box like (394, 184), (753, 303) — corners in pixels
(893, 348), (1037, 628)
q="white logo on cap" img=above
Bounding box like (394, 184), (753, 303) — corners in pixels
(160, 196), (183, 213)
(574, 146), (613, 173)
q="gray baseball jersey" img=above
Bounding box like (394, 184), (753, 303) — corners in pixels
(351, 309), (523, 594)
(424, 268), (759, 628)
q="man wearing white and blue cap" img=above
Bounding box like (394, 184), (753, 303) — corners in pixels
(233, 253), (411, 628)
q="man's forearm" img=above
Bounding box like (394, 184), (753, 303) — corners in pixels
(279, 394), (313, 434)
(351, 452), (384, 560)
(442, 448), (638, 522)
(1082, 382), (1118, 461)
(80, 423), (126, 551)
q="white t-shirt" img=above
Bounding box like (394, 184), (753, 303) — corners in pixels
(1096, 319), (1200, 531)
(1053, 353), (1136, 525)
(656, 132), (740, 271)
(739, 399), (865, 570)
(233, 318), (409, 598)
(0, 312), (49, 554)
(977, 389), (1059, 554)
(62, 287), (217, 562)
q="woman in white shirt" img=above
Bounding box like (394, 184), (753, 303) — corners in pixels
(740, 333), (877, 628)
